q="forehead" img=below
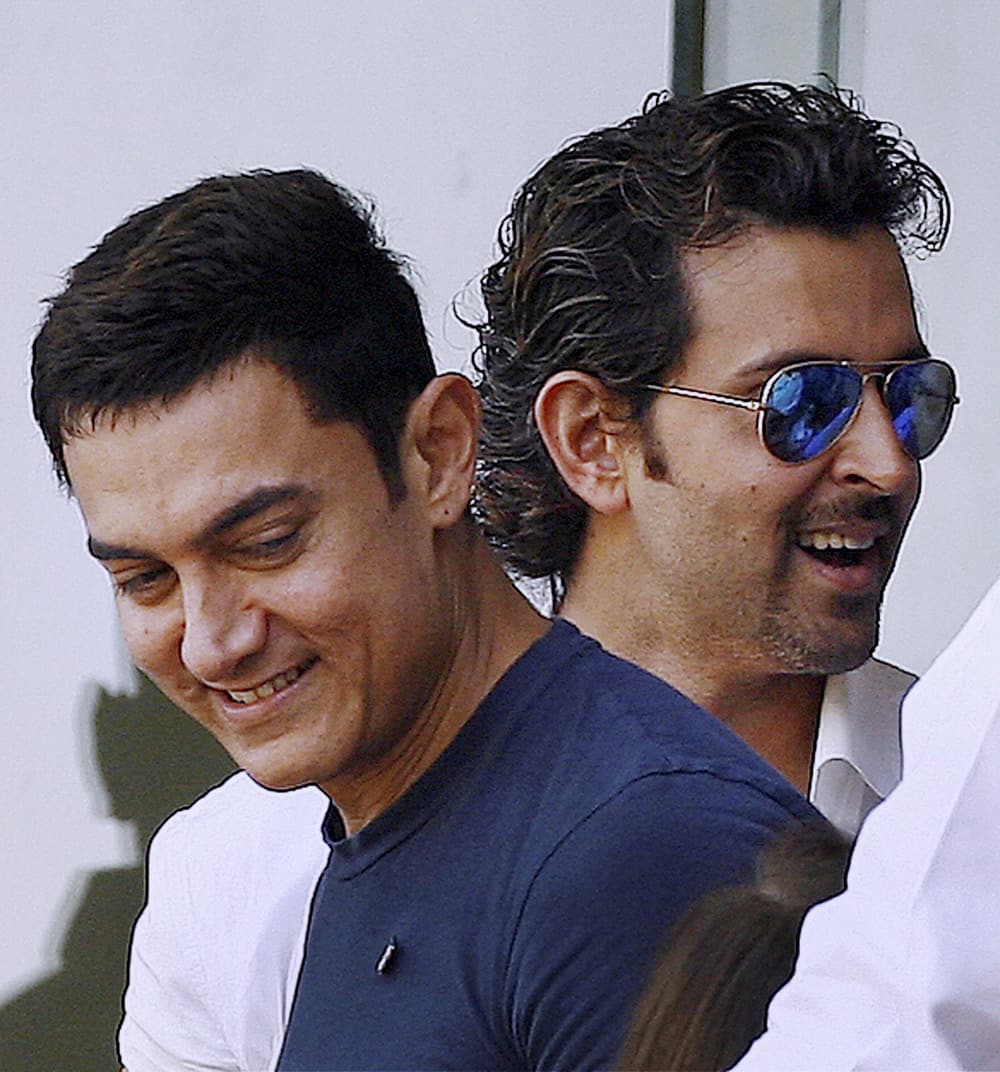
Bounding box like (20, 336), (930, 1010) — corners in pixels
(679, 225), (921, 379)
(63, 360), (382, 540)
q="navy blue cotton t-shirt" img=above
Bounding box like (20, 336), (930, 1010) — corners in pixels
(277, 620), (818, 1071)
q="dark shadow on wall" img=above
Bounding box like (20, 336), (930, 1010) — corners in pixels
(0, 675), (235, 1071)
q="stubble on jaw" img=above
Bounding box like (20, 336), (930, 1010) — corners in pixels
(765, 492), (905, 675)
(760, 585), (883, 676)
(635, 414), (898, 676)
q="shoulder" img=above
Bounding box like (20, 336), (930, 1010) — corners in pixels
(148, 772), (329, 930)
(144, 773), (329, 987)
(535, 621), (812, 815)
(525, 770), (810, 922)
(124, 775), (329, 1072)
(506, 626), (818, 966)
(505, 626), (817, 973)
(505, 772), (809, 1071)
(146, 769), (328, 922)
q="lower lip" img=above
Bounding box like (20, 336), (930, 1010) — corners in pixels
(796, 545), (885, 593)
(216, 661), (316, 729)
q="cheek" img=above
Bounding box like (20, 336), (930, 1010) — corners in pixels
(279, 557), (356, 614)
(118, 607), (181, 677)
(268, 570), (375, 654)
(679, 477), (812, 554)
(299, 519), (431, 625)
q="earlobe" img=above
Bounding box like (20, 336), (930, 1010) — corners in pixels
(533, 371), (630, 516)
(406, 374), (479, 526)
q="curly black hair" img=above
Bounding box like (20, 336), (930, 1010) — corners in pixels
(472, 82), (950, 606)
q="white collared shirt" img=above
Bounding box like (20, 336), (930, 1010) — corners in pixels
(737, 575), (1000, 1070)
(812, 658), (914, 836)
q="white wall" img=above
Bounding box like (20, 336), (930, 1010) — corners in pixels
(703, 0), (828, 88)
(842, 0), (1000, 674)
(0, 0), (671, 1039)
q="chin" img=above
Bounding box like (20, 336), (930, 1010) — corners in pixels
(232, 745), (324, 792)
(244, 766), (318, 792)
(770, 593), (881, 674)
(768, 618), (878, 676)
(800, 628), (879, 675)
(816, 646), (874, 675)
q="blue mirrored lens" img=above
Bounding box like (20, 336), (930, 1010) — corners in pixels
(762, 365), (862, 462)
(885, 360), (956, 460)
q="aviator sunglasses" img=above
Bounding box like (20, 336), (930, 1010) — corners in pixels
(643, 358), (959, 464)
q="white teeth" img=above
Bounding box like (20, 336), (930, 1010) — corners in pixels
(797, 532), (875, 552)
(226, 658), (315, 705)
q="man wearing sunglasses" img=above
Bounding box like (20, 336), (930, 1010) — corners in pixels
(474, 82), (956, 836)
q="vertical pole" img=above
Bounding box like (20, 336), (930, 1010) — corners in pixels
(819, 0), (842, 82)
(672, 0), (705, 96)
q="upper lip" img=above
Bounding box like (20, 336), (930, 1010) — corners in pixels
(794, 494), (899, 546)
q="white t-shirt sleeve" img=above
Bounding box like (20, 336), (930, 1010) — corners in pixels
(118, 775), (330, 1072)
(119, 809), (241, 1071)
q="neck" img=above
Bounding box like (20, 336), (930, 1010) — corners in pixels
(690, 671), (824, 795)
(561, 576), (825, 795)
(330, 529), (548, 834)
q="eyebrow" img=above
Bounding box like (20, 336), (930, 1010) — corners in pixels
(739, 343), (932, 381)
(87, 484), (309, 562)
(199, 484), (308, 542)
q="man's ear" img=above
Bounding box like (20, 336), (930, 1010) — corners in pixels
(404, 373), (479, 527)
(533, 370), (630, 516)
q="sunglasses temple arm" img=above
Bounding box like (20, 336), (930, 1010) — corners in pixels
(644, 384), (763, 412)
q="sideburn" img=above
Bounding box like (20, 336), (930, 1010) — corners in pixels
(640, 418), (674, 483)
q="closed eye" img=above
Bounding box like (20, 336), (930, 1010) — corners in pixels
(113, 565), (173, 601)
(232, 528), (303, 564)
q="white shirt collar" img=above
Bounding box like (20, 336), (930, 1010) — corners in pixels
(810, 658), (915, 836)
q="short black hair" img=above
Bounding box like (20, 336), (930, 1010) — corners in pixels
(32, 168), (436, 497)
(472, 82), (950, 603)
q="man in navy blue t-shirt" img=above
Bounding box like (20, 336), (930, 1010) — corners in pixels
(278, 621), (813, 1070)
(34, 168), (815, 1071)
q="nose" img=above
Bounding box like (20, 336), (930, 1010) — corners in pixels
(179, 575), (267, 685)
(828, 379), (918, 496)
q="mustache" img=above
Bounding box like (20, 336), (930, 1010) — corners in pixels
(791, 493), (901, 531)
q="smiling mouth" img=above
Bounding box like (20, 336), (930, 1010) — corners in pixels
(795, 530), (884, 571)
(226, 656), (318, 705)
